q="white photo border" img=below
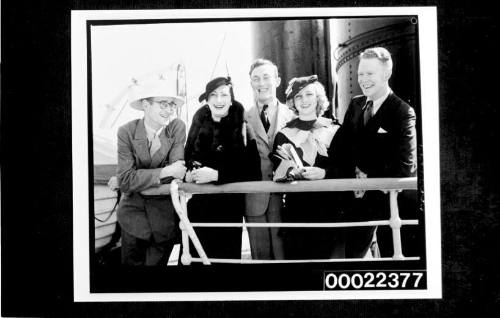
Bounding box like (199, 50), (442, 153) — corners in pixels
(72, 7), (441, 301)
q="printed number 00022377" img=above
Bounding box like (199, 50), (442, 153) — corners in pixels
(323, 271), (425, 290)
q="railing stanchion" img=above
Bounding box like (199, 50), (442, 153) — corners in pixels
(389, 190), (404, 260)
(179, 191), (192, 265)
(170, 180), (211, 265)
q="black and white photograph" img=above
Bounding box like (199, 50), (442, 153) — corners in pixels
(71, 7), (441, 300)
(3, 1), (498, 317)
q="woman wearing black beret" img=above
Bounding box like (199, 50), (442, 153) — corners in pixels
(184, 77), (261, 261)
(271, 75), (345, 260)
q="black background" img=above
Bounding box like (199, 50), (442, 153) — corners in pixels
(1, 0), (498, 317)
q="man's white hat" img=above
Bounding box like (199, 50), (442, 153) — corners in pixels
(128, 76), (185, 110)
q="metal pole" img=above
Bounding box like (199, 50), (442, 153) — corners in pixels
(179, 192), (192, 265)
(389, 190), (404, 260)
(170, 180), (211, 265)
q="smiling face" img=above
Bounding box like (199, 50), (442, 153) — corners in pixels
(143, 97), (177, 129)
(207, 85), (232, 121)
(357, 57), (391, 100)
(250, 64), (281, 105)
(293, 84), (319, 120)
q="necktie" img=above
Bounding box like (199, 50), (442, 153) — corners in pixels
(363, 100), (374, 125)
(149, 131), (162, 158)
(260, 104), (270, 132)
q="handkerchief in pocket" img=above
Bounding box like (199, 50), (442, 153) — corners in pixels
(377, 127), (388, 134)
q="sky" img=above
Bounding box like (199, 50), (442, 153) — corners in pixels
(91, 21), (254, 164)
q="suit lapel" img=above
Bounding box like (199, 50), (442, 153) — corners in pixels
(151, 126), (173, 168)
(365, 93), (393, 133)
(275, 103), (291, 134)
(248, 105), (269, 146)
(270, 102), (293, 149)
(132, 118), (152, 167)
(355, 96), (368, 128)
(355, 95), (386, 133)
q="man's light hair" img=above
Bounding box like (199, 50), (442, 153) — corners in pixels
(360, 47), (393, 72)
(249, 58), (279, 78)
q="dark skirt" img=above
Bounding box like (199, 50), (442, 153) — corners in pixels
(187, 193), (244, 260)
(280, 191), (346, 260)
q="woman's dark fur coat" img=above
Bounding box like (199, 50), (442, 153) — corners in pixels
(185, 101), (261, 183)
(184, 100), (261, 259)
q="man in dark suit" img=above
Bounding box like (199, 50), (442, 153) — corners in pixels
(116, 77), (187, 266)
(333, 47), (418, 258)
(245, 59), (295, 260)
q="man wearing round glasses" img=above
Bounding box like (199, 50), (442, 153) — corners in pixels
(115, 77), (187, 266)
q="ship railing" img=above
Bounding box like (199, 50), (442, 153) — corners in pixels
(141, 177), (418, 265)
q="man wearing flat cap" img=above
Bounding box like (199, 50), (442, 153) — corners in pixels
(116, 76), (187, 266)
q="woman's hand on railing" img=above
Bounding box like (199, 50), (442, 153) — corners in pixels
(185, 170), (195, 183)
(191, 167), (219, 184)
(301, 166), (326, 180)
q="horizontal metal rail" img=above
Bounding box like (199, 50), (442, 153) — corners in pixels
(190, 256), (421, 264)
(141, 177), (417, 196)
(189, 220), (418, 228)
(164, 178), (418, 265)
